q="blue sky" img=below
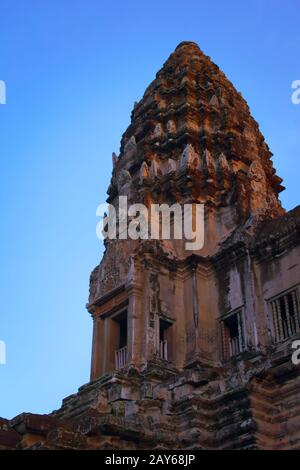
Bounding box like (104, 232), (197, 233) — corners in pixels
(0, 0), (299, 419)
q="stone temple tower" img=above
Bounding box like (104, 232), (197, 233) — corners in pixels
(1, 42), (300, 450)
(88, 40), (286, 377)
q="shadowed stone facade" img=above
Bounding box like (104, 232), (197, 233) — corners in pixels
(1, 41), (300, 450)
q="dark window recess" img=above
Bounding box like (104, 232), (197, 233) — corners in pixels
(119, 316), (127, 349)
(114, 312), (128, 370)
(159, 319), (170, 360)
(221, 310), (245, 359)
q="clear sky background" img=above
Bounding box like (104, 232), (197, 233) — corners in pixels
(0, 0), (299, 419)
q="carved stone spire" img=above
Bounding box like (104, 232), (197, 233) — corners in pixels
(108, 40), (284, 223)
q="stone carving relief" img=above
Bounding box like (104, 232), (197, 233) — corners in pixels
(167, 158), (177, 173)
(150, 158), (160, 179)
(160, 300), (170, 317)
(117, 169), (132, 195)
(97, 241), (120, 296)
(149, 272), (161, 315)
(248, 160), (266, 185)
(209, 94), (219, 107)
(139, 161), (149, 184)
(96, 240), (131, 297)
(153, 123), (163, 139)
(248, 160), (267, 212)
(112, 152), (118, 167)
(180, 144), (199, 170)
(148, 272), (162, 357)
(167, 120), (177, 134)
(218, 152), (230, 173)
(125, 256), (136, 286)
(203, 149), (215, 173)
(160, 239), (176, 259)
(88, 266), (99, 304)
(124, 135), (137, 153)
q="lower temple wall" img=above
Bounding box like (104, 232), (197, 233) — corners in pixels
(1, 346), (300, 450)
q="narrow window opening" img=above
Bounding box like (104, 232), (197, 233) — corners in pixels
(222, 310), (245, 359)
(119, 316), (127, 349)
(159, 319), (170, 361)
(114, 311), (128, 370)
(270, 288), (300, 342)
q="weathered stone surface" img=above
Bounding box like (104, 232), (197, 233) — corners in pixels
(0, 418), (20, 449)
(1, 41), (299, 450)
